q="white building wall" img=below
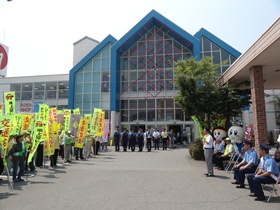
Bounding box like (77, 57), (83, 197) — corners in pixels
(73, 37), (99, 66)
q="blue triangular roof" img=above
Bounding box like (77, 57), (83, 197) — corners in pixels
(112, 9), (200, 57)
(194, 28), (241, 58)
(68, 34), (117, 109)
(110, 10), (201, 111)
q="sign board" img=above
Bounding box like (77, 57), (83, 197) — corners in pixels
(0, 43), (9, 78)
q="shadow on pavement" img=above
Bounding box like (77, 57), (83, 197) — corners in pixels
(0, 192), (17, 200)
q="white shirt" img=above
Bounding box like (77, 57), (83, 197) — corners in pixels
(204, 134), (213, 149)
(153, 131), (160, 139)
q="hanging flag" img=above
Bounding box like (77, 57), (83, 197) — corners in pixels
(90, 108), (102, 135)
(38, 104), (49, 121)
(71, 114), (80, 136)
(84, 114), (91, 130)
(63, 109), (71, 131)
(75, 118), (88, 149)
(4, 92), (15, 115)
(44, 108), (58, 156)
(102, 119), (110, 142)
(73, 108), (80, 115)
(0, 103), (3, 116)
(191, 115), (203, 139)
(0, 116), (14, 166)
(96, 111), (105, 137)
(11, 114), (22, 135)
(28, 114), (35, 132)
(28, 120), (47, 163)
(21, 114), (32, 133)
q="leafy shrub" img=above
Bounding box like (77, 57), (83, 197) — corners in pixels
(189, 140), (204, 160)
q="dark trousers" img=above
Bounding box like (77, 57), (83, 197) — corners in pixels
(234, 164), (257, 185)
(94, 141), (100, 155)
(0, 157), (4, 174)
(25, 151), (35, 171)
(50, 149), (59, 167)
(217, 155), (230, 169)
(130, 141), (135, 151)
(162, 138), (167, 150)
(12, 160), (24, 181)
(147, 138), (152, 151)
(59, 145), (64, 159)
(75, 147), (84, 159)
(247, 173), (277, 197)
(36, 144), (44, 167)
(138, 140), (144, 151)
(213, 152), (223, 165)
(115, 139), (120, 151)
(154, 139), (159, 150)
(122, 139), (128, 151)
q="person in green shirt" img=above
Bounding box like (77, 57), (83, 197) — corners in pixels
(64, 131), (74, 163)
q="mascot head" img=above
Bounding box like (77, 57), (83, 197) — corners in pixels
(213, 127), (227, 141)
(228, 125), (245, 144)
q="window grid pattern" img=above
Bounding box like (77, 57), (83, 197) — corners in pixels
(200, 37), (237, 74)
(120, 26), (192, 122)
(9, 81), (68, 108)
(74, 44), (111, 115)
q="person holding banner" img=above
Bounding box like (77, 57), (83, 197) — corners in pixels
(64, 131), (74, 163)
(3, 133), (17, 175)
(8, 134), (26, 182)
(23, 131), (35, 172)
(85, 130), (93, 158)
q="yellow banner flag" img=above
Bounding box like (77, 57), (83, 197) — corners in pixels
(63, 109), (71, 131)
(73, 108), (80, 115)
(38, 104), (49, 121)
(75, 118), (88, 149)
(11, 114), (22, 135)
(4, 92), (15, 115)
(21, 114), (32, 133)
(0, 103), (3, 116)
(91, 108), (102, 135)
(84, 114), (91, 130)
(28, 114), (35, 132)
(28, 120), (47, 163)
(0, 116), (14, 166)
(96, 111), (105, 137)
(44, 108), (57, 156)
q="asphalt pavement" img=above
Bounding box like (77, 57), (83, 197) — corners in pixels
(0, 146), (279, 210)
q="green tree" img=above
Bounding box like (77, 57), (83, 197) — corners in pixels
(174, 57), (250, 130)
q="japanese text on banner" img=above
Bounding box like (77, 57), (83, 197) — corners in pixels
(91, 108), (102, 135)
(75, 118), (88, 149)
(28, 120), (47, 163)
(4, 92), (15, 115)
(0, 116), (13, 166)
(63, 109), (71, 131)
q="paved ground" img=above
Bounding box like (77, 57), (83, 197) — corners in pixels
(0, 146), (279, 210)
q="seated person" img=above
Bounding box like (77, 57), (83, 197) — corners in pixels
(247, 143), (280, 201)
(216, 138), (234, 170)
(213, 139), (225, 166)
(232, 139), (259, 188)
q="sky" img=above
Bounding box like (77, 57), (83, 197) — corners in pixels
(0, 0), (279, 77)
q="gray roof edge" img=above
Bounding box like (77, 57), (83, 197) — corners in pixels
(73, 36), (99, 45)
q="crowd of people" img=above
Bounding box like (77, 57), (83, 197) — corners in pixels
(202, 128), (280, 201)
(0, 125), (184, 184)
(112, 126), (183, 152)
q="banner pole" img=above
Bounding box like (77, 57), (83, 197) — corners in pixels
(5, 164), (13, 191)
(42, 141), (45, 172)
